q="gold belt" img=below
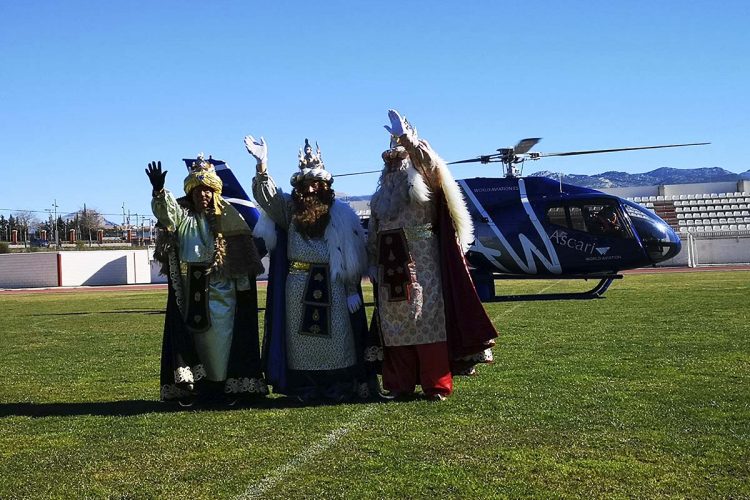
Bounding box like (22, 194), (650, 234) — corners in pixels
(403, 223), (434, 241)
(289, 261), (312, 273)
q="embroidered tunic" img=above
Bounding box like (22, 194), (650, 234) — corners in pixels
(369, 193), (448, 347)
(253, 173), (357, 370)
(152, 190), (250, 381)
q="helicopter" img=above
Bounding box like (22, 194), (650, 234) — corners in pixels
(446, 139), (708, 301)
(184, 138), (708, 302)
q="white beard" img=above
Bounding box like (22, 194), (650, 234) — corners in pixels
(370, 159), (430, 220)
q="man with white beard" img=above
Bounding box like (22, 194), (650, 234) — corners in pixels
(368, 110), (497, 401)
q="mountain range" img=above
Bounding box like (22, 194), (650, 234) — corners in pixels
(528, 167), (750, 189)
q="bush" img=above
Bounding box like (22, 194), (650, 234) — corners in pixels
(75, 241), (85, 251)
(0, 242), (9, 254)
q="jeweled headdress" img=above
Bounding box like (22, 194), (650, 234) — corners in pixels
(182, 153), (228, 216)
(291, 139), (333, 186)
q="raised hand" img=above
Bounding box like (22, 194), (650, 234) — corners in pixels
(145, 161), (167, 192)
(383, 109), (417, 142)
(384, 109), (405, 137)
(244, 135), (268, 165)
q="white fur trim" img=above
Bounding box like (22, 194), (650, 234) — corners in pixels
(407, 160), (431, 204)
(410, 139), (473, 253)
(253, 208), (277, 252)
(325, 200), (368, 284)
(437, 157), (474, 252)
(256, 200), (366, 283)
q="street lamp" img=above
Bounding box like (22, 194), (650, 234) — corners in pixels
(51, 199), (59, 247)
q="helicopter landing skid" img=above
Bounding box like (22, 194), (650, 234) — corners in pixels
(477, 273), (623, 302)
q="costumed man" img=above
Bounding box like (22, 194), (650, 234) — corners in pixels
(367, 110), (498, 401)
(147, 155), (267, 406)
(245, 136), (373, 402)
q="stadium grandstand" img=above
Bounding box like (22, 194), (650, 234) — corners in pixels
(626, 192), (750, 234)
(602, 179), (750, 235)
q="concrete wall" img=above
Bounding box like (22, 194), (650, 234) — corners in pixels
(602, 185), (660, 198)
(600, 180), (749, 199)
(58, 250), (152, 286)
(661, 181), (742, 197)
(689, 234), (750, 265)
(0, 252), (58, 288)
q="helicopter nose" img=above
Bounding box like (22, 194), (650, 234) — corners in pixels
(639, 219), (682, 263)
(660, 228), (682, 262)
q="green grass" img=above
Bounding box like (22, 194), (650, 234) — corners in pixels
(1, 271), (748, 498)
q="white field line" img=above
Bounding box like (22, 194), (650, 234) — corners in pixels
(491, 280), (562, 322)
(237, 405), (377, 499)
(239, 279), (560, 499)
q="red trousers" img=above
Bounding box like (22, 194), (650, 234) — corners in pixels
(382, 341), (453, 396)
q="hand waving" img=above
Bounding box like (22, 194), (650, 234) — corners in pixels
(244, 135), (268, 164)
(384, 109), (406, 137)
(145, 161), (167, 192)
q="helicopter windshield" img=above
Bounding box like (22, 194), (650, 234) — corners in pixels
(622, 200), (681, 262)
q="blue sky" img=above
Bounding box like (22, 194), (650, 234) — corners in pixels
(2, 0), (748, 222)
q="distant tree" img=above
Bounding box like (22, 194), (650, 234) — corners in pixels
(55, 216), (65, 243)
(12, 211), (39, 241)
(0, 215), (7, 241)
(76, 206), (105, 242)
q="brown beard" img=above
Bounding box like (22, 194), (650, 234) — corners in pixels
(292, 187), (335, 238)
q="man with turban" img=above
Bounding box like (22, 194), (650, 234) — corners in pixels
(147, 155), (266, 406)
(368, 110), (497, 401)
(244, 136), (374, 402)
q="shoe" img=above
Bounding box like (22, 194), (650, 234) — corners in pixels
(381, 391), (415, 401)
(178, 397), (195, 408)
(424, 393), (447, 402)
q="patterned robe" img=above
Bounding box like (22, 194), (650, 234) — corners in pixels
(368, 184), (447, 347)
(152, 190), (266, 400)
(252, 172), (371, 397)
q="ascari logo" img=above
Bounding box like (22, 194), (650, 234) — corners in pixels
(549, 230), (597, 255)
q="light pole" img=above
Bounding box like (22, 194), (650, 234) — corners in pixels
(52, 199), (59, 247)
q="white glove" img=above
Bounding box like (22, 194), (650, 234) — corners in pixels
(383, 109), (417, 141)
(244, 135), (267, 165)
(346, 293), (362, 313)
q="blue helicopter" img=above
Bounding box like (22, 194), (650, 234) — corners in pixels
(448, 139), (708, 301)
(186, 138), (707, 302)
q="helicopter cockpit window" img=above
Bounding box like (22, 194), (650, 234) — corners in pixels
(583, 203), (627, 237)
(546, 202), (629, 238)
(567, 206), (588, 232)
(546, 206), (567, 227)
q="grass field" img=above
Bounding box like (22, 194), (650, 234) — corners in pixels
(1, 271), (748, 498)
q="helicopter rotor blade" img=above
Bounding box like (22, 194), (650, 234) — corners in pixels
(513, 138), (542, 154)
(448, 158), (487, 165)
(536, 142), (710, 158)
(448, 154), (503, 165)
(333, 169), (383, 178)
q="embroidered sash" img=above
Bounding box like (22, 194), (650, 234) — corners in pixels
(183, 263), (211, 334)
(299, 264), (331, 337)
(377, 229), (412, 302)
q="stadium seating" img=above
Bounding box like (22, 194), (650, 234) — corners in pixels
(623, 190), (750, 235)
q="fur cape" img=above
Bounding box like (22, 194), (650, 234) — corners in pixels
(405, 139), (474, 253)
(253, 198), (367, 284)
